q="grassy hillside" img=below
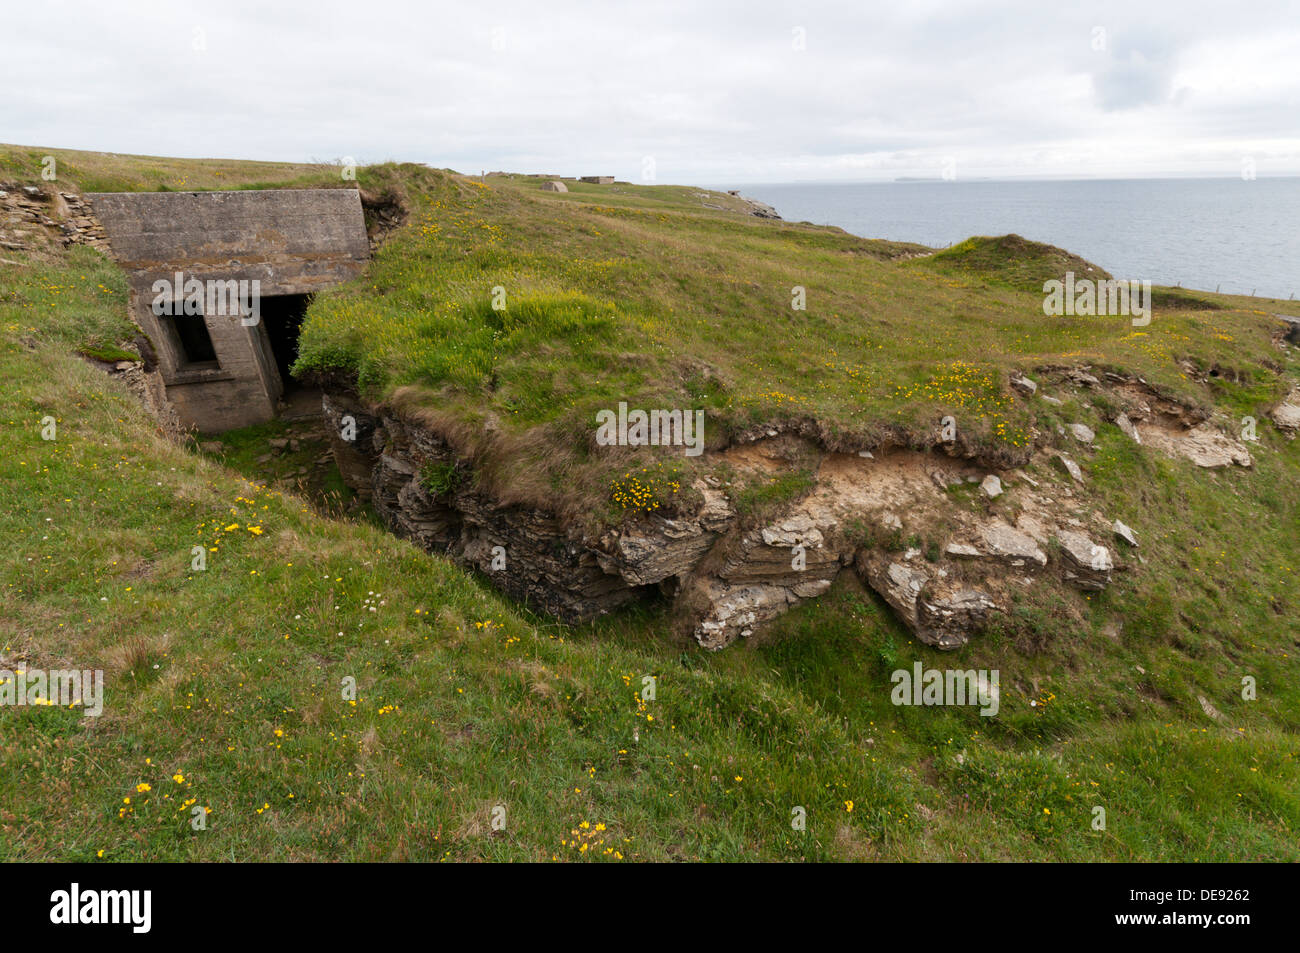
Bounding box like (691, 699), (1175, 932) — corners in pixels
(0, 146), (1297, 860)
(292, 164), (1299, 526)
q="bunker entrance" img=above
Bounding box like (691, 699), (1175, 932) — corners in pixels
(261, 293), (312, 395)
(89, 187), (369, 432)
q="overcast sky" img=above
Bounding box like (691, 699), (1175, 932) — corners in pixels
(5, 0), (1299, 184)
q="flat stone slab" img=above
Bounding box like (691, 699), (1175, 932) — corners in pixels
(979, 520), (1047, 568)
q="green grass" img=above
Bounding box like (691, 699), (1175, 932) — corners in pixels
(2, 266), (928, 861)
(0, 143), (359, 194)
(733, 468), (817, 520)
(419, 460), (462, 497)
(0, 148), (1297, 861)
(76, 344), (140, 363)
(281, 164), (1300, 529)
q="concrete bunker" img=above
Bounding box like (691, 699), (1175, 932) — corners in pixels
(88, 188), (369, 432)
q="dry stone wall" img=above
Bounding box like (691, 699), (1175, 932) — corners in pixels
(1, 183), (109, 254)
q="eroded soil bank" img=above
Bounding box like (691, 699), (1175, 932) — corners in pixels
(318, 365), (1270, 651)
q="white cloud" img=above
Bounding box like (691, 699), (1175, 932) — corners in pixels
(3, 0), (1298, 182)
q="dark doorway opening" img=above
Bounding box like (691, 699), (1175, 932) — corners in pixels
(261, 293), (312, 394)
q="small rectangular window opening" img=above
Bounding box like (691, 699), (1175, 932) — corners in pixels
(167, 314), (219, 367)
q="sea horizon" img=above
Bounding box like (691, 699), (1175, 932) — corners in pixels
(710, 176), (1299, 300)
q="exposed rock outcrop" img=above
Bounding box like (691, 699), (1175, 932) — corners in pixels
(1010, 373), (1037, 396)
(1276, 315), (1300, 346)
(725, 191), (782, 220)
(323, 391), (1142, 652)
(855, 552), (999, 650)
(1046, 363), (1256, 466)
(359, 188), (409, 253)
(322, 391), (382, 497)
(1055, 530), (1113, 591)
(362, 411), (649, 621)
(1271, 385), (1300, 432)
(1091, 372), (1253, 468)
(678, 507), (842, 649)
(1138, 421), (1253, 468)
(317, 361), (1299, 650)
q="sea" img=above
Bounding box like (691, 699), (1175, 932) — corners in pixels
(730, 178), (1299, 301)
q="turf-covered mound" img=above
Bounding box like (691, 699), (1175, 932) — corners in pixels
(916, 233), (1112, 292)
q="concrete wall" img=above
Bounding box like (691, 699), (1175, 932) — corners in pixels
(89, 188), (369, 432)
